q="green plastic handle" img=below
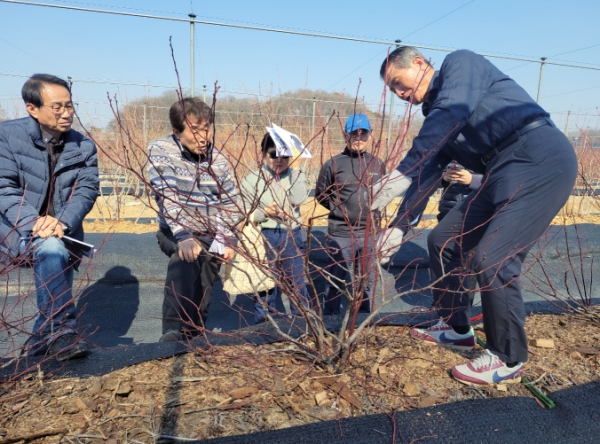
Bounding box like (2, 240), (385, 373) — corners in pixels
(522, 376), (556, 409)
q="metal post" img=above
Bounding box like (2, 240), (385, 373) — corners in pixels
(203, 85), (207, 103)
(143, 102), (147, 146)
(386, 39), (401, 159)
(536, 57), (547, 104)
(564, 110), (571, 135)
(311, 97), (316, 136)
(189, 13), (196, 96)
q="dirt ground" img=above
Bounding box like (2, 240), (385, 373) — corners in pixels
(1, 314), (598, 443)
(1, 195), (598, 442)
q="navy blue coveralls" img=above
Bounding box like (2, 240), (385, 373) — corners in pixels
(393, 50), (578, 364)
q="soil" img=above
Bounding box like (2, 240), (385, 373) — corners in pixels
(2, 196), (597, 442)
(1, 314), (598, 443)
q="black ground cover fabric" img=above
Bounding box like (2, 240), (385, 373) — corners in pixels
(196, 381), (600, 444)
(3, 299), (598, 380)
(2, 307), (599, 443)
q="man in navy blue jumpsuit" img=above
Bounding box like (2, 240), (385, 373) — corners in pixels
(373, 47), (577, 385)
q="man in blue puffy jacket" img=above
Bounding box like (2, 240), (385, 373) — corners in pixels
(0, 74), (99, 361)
(374, 47), (577, 385)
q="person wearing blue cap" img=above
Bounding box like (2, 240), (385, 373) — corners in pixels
(315, 113), (386, 315)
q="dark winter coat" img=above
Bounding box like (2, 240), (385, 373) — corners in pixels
(393, 49), (548, 229)
(0, 116), (99, 259)
(315, 148), (385, 237)
(438, 181), (472, 221)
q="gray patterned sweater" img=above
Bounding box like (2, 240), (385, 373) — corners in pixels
(147, 135), (239, 243)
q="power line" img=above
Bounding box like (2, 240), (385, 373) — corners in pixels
(401, 0), (476, 40)
(543, 84), (600, 99)
(0, 35), (53, 68)
(3, 0), (600, 71)
(3, 90), (592, 122)
(328, 0), (477, 90)
(552, 42), (600, 59)
(45, 0), (185, 16)
(0, 84), (387, 106)
(505, 42), (600, 72)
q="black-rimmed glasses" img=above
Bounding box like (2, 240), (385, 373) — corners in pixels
(43, 102), (78, 115)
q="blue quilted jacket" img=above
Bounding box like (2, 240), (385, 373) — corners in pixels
(0, 116), (99, 259)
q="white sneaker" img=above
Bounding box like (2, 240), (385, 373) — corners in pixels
(452, 350), (523, 385)
(410, 318), (475, 351)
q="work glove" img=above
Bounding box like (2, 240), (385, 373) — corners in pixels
(377, 227), (404, 265)
(370, 170), (412, 212)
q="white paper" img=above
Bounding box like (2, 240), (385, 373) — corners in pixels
(20, 235), (97, 259)
(266, 124), (312, 159)
(208, 218), (226, 255)
(208, 236), (225, 255)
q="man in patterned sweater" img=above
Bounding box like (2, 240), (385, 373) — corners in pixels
(147, 98), (238, 341)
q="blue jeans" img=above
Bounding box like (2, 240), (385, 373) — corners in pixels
(20, 237), (76, 348)
(254, 227), (310, 323)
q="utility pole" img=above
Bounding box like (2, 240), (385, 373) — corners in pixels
(386, 39), (401, 159)
(203, 85), (207, 103)
(536, 57), (547, 104)
(143, 102), (148, 147)
(564, 110), (571, 135)
(311, 97), (316, 137)
(189, 13), (196, 96)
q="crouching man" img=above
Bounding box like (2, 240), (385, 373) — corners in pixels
(147, 98), (238, 341)
(0, 74), (99, 361)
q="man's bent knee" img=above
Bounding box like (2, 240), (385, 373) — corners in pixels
(34, 237), (68, 254)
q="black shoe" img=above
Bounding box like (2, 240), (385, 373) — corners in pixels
(23, 334), (47, 357)
(48, 334), (89, 361)
(159, 330), (182, 342)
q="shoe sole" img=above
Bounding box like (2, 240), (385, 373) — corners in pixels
(420, 339), (475, 352)
(55, 348), (89, 362)
(410, 332), (475, 351)
(159, 333), (182, 342)
(453, 376), (522, 386)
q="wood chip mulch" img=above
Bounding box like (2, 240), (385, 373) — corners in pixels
(1, 313), (598, 443)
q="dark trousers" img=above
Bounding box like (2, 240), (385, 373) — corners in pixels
(322, 234), (375, 315)
(157, 232), (220, 334)
(438, 199), (478, 311)
(254, 227), (310, 323)
(428, 124), (577, 363)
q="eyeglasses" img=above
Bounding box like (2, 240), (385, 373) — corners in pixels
(42, 103), (78, 115)
(268, 153), (291, 160)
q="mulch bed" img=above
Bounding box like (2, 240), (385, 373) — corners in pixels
(1, 313), (598, 443)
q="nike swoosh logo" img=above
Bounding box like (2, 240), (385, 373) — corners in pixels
(437, 332), (458, 343)
(492, 368), (521, 383)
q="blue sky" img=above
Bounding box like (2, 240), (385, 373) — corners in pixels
(1, 0), (599, 133)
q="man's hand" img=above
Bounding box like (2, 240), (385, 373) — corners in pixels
(377, 228), (404, 265)
(371, 170), (412, 212)
(178, 238), (201, 263)
(32, 216), (64, 239)
(222, 247), (235, 262)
